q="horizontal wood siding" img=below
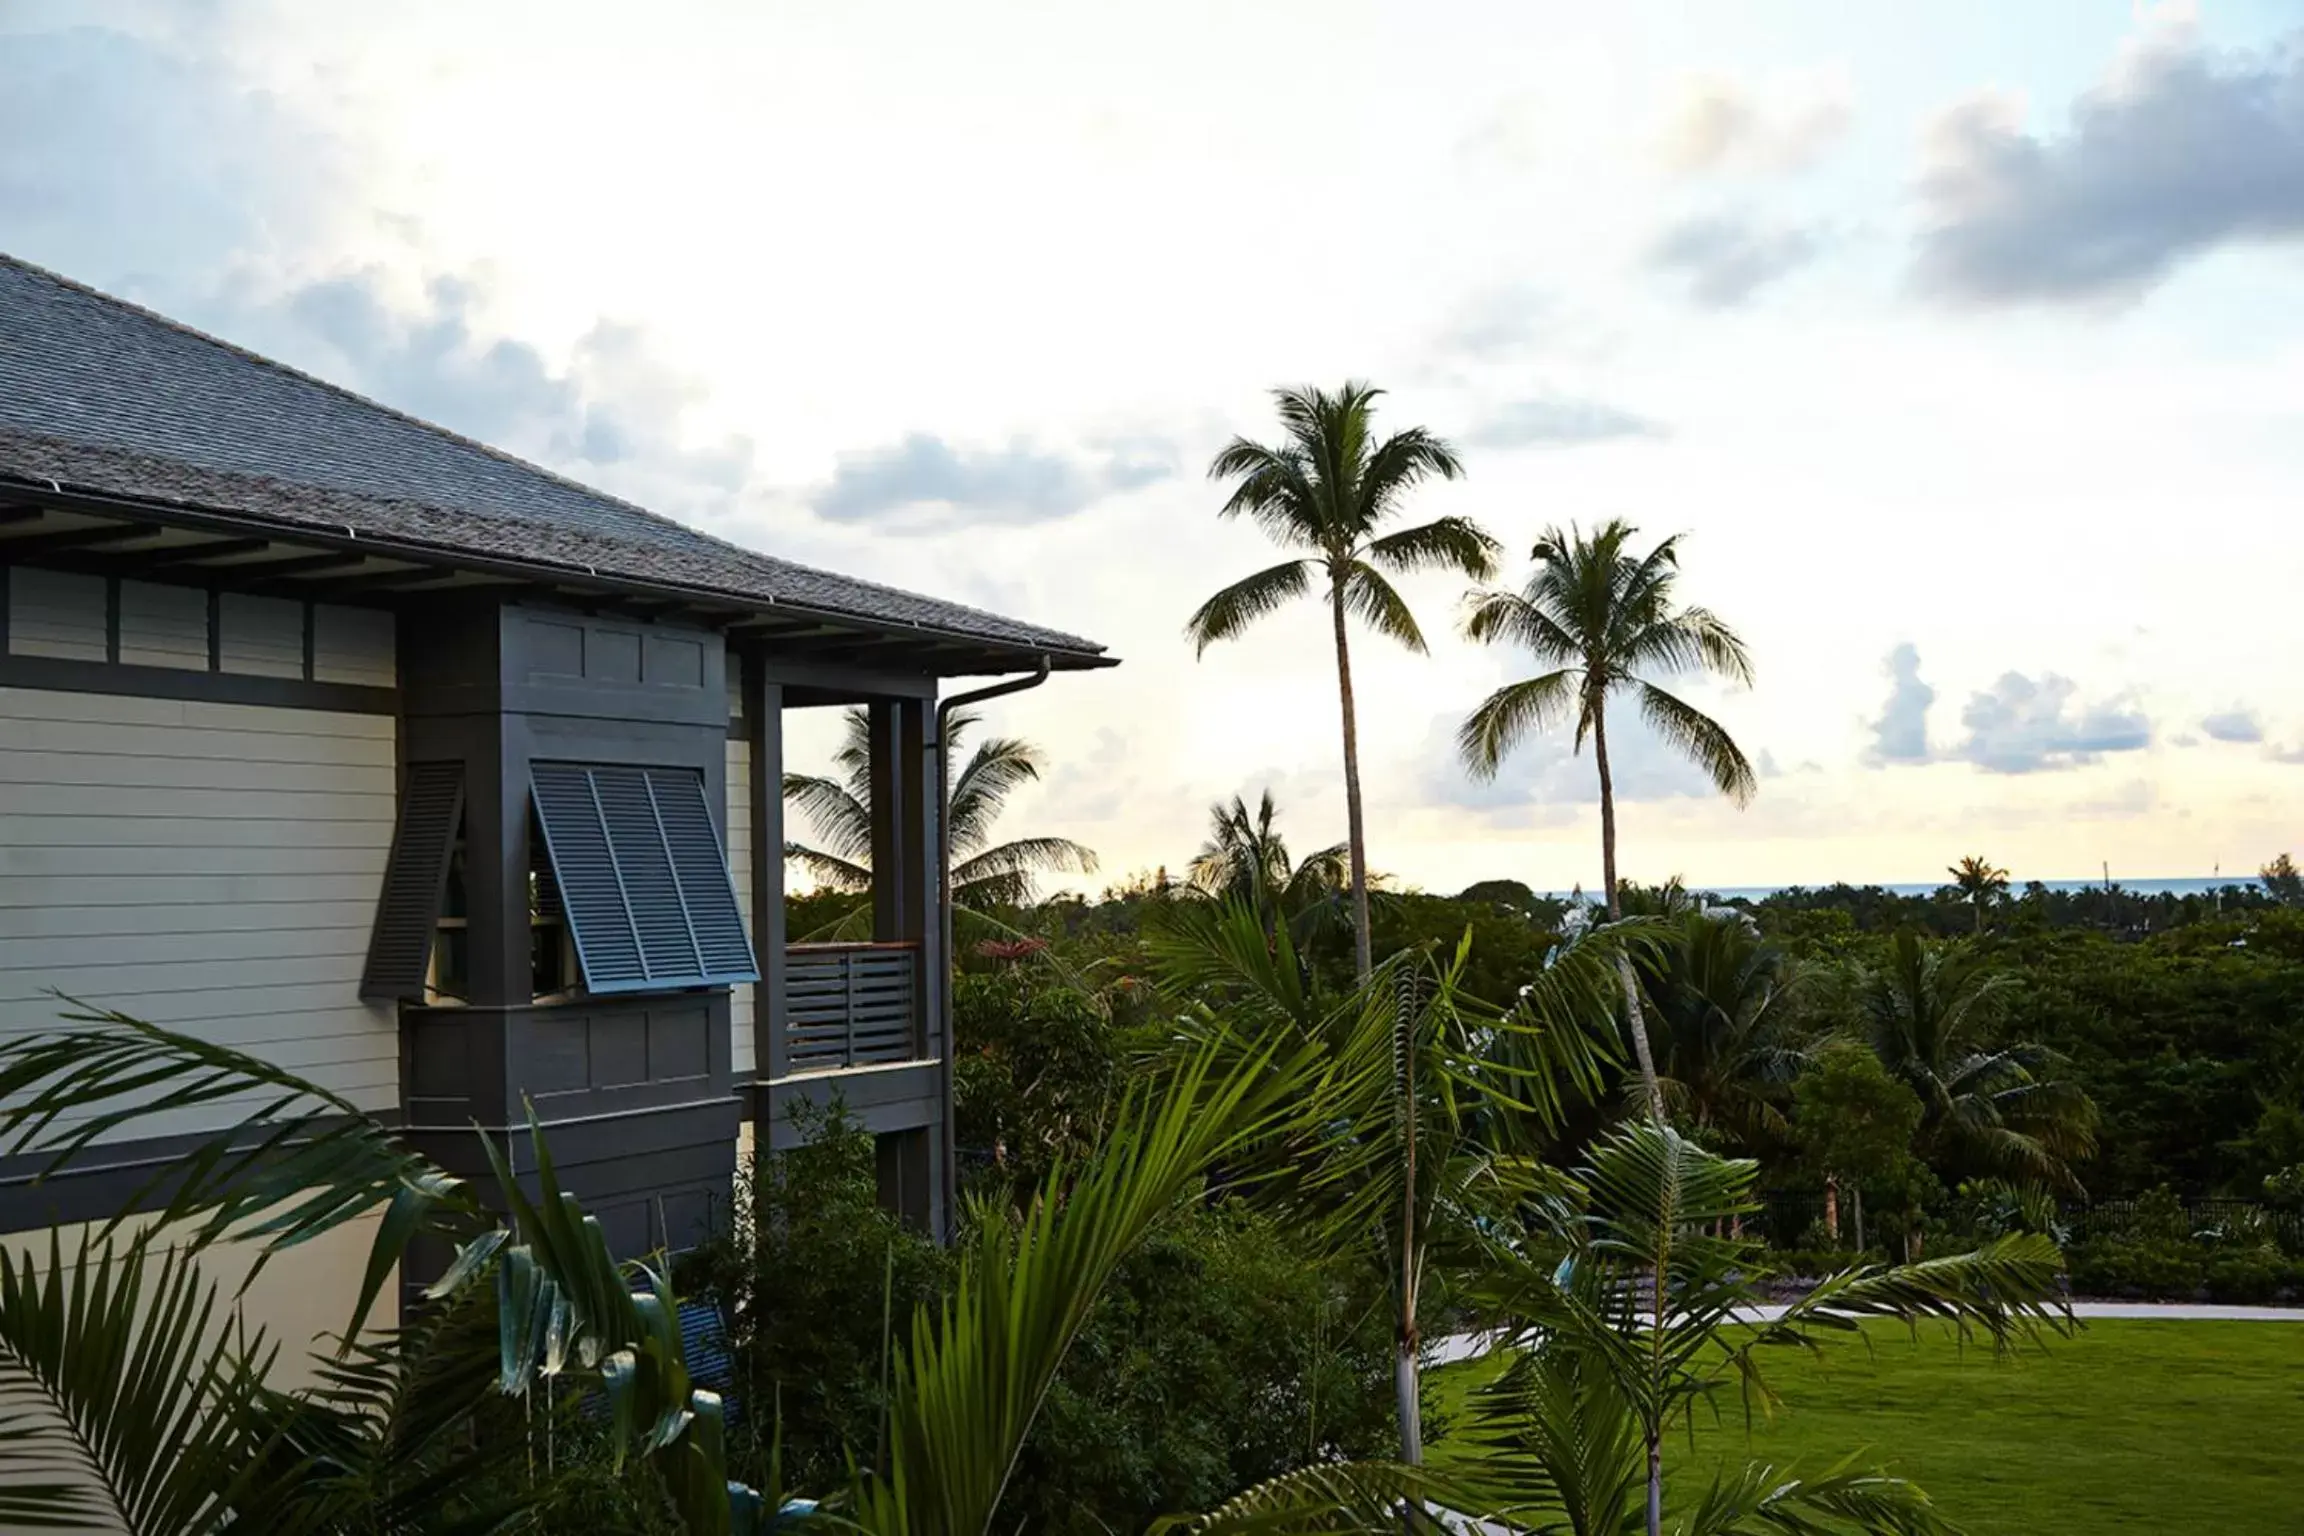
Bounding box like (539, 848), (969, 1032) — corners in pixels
(785, 944), (919, 1071)
(7, 567), (106, 661)
(118, 580), (208, 671)
(218, 592), (303, 678)
(726, 738), (754, 1077)
(0, 688), (399, 1142)
(313, 605), (395, 687)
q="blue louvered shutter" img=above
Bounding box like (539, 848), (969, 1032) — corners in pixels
(530, 762), (758, 993)
(361, 762), (464, 1001)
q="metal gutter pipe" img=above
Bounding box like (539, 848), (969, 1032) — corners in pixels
(932, 656), (1052, 1235)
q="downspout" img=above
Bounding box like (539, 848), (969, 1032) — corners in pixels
(933, 657), (1053, 1237)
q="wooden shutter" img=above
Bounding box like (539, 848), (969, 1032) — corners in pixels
(360, 761), (464, 1000)
(530, 762), (759, 994)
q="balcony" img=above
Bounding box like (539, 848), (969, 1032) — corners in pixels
(784, 941), (921, 1071)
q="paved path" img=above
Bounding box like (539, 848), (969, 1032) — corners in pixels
(1430, 1301), (2302, 1367)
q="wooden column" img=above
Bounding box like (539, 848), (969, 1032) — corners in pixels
(746, 657), (788, 1083)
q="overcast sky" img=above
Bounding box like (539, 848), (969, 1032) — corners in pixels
(7, 0), (2301, 893)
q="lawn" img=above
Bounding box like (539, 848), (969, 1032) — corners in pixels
(1426, 1320), (2304, 1535)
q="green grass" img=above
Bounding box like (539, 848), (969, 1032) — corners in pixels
(1427, 1320), (2304, 1535)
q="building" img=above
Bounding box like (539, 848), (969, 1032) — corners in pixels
(0, 253), (1112, 1280)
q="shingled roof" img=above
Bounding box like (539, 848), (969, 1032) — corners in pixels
(0, 254), (1106, 664)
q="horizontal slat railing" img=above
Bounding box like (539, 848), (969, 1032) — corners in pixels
(784, 942), (921, 1072)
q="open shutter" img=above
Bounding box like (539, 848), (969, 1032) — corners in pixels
(360, 762), (464, 1001)
(530, 762), (758, 994)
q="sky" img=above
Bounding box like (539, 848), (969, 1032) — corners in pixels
(5, 0), (2302, 895)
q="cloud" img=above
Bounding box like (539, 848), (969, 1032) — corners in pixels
(1953, 672), (2152, 773)
(0, 13), (351, 300)
(1911, 22), (2304, 307)
(811, 434), (1176, 529)
(1465, 395), (1666, 449)
(2202, 707), (2265, 744)
(1644, 210), (1822, 307)
(1657, 71), (1854, 176)
(1865, 642), (1935, 765)
(240, 267), (758, 519)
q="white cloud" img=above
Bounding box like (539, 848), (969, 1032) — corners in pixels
(1644, 211), (1824, 306)
(1865, 642), (1935, 765)
(2202, 707), (2265, 744)
(1656, 69), (1855, 177)
(1954, 673), (2152, 774)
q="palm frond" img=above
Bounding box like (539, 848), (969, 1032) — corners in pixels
(1357, 426), (1466, 526)
(951, 836), (1100, 900)
(1460, 588), (1580, 665)
(947, 736), (1047, 858)
(1456, 671), (1579, 778)
(1679, 1458), (1955, 1536)
(784, 842), (873, 893)
(0, 1226), (293, 1533)
(1340, 561), (1429, 654)
(783, 772), (876, 864)
(1186, 559), (1316, 656)
(1365, 516), (1497, 579)
(1637, 684), (1758, 807)
(1150, 1461), (1481, 1534)
(1765, 1234), (2071, 1351)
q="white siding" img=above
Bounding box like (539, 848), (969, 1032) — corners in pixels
(8, 568), (106, 661)
(117, 580), (207, 671)
(218, 592), (303, 678)
(727, 737), (755, 1077)
(0, 688), (398, 1142)
(313, 604), (395, 686)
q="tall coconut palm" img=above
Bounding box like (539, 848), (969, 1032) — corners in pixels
(1458, 520), (1756, 1122)
(1858, 930), (2098, 1192)
(1947, 854), (2011, 933)
(784, 706), (1097, 908)
(1187, 383), (1497, 979)
(1187, 789), (1352, 941)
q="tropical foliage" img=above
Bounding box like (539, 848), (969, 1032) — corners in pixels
(1185, 789), (1352, 942)
(1188, 381), (1497, 978)
(783, 705), (1097, 908)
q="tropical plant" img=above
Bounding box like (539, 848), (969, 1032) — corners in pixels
(1947, 855), (2011, 933)
(1637, 909), (1803, 1155)
(0, 1003), (775, 1534)
(1458, 519), (1756, 1124)
(1185, 789), (1352, 943)
(1857, 930), (2098, 1192)
(1187, 382), (1497, 979)
(1149, 899), (1630, 1467)
(1795, 1039), (1926, 1254)
(784, 706), (1097, 909)
(1456, 1120), (2070, 1536)
(2262, 852), (2304, 907)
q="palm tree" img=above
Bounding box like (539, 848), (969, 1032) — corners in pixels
(784, 706), (1097, 908)
(1458, 519), (1756, 1123)
(1948, 855), (2011, 933)
(1459, 1121), (2069, 1536)
(1858, 930), (2098, 1191)
(1637, 908), (1803, 1156)
(1186, 789), (1352, 941)
(1150, 900), (1629, 1469)
(1187, 382), (1497, 980)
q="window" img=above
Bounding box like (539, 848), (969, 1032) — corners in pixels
(365, 759), (756, 1003)
(528, 762), (758, 994)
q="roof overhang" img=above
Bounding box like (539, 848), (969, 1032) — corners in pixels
(0, 476), (1118, 681)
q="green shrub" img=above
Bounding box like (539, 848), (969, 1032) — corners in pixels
(682, 1101), (955, 1494)
(2065, 1238), (2205, 1300)
(998, 1198), (1400, 1533)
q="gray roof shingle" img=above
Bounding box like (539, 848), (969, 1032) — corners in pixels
(0, 254), (1105, 661)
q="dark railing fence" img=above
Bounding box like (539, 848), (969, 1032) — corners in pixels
(785, 942), (920, 1071)
(1753, 1187), (2304, 1255)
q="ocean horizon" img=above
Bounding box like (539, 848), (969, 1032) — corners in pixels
(1533, 876), (2268, 902)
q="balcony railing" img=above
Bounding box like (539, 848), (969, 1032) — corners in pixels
(784, 941), (921, 1071)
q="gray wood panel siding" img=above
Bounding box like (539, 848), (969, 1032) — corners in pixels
(217, 592), (304, 678)
(117, 580), (209, 671)
(312, 605), (396, 687)
(7, 568), (107, 661)
(0, 687), (400, 1142)
(727, 737), (756, 1077)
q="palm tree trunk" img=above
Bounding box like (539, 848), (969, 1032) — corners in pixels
(1395, 1006), (1422, 1466)
(1854, 1183), (1866, 1255)
(1594, 706), (1666, 1123)
(1646, 1430), (1664, 1536)
(1331, 580), (1374, 980)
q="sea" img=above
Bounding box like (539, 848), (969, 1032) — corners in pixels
(1539, 876), (2265, 903)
